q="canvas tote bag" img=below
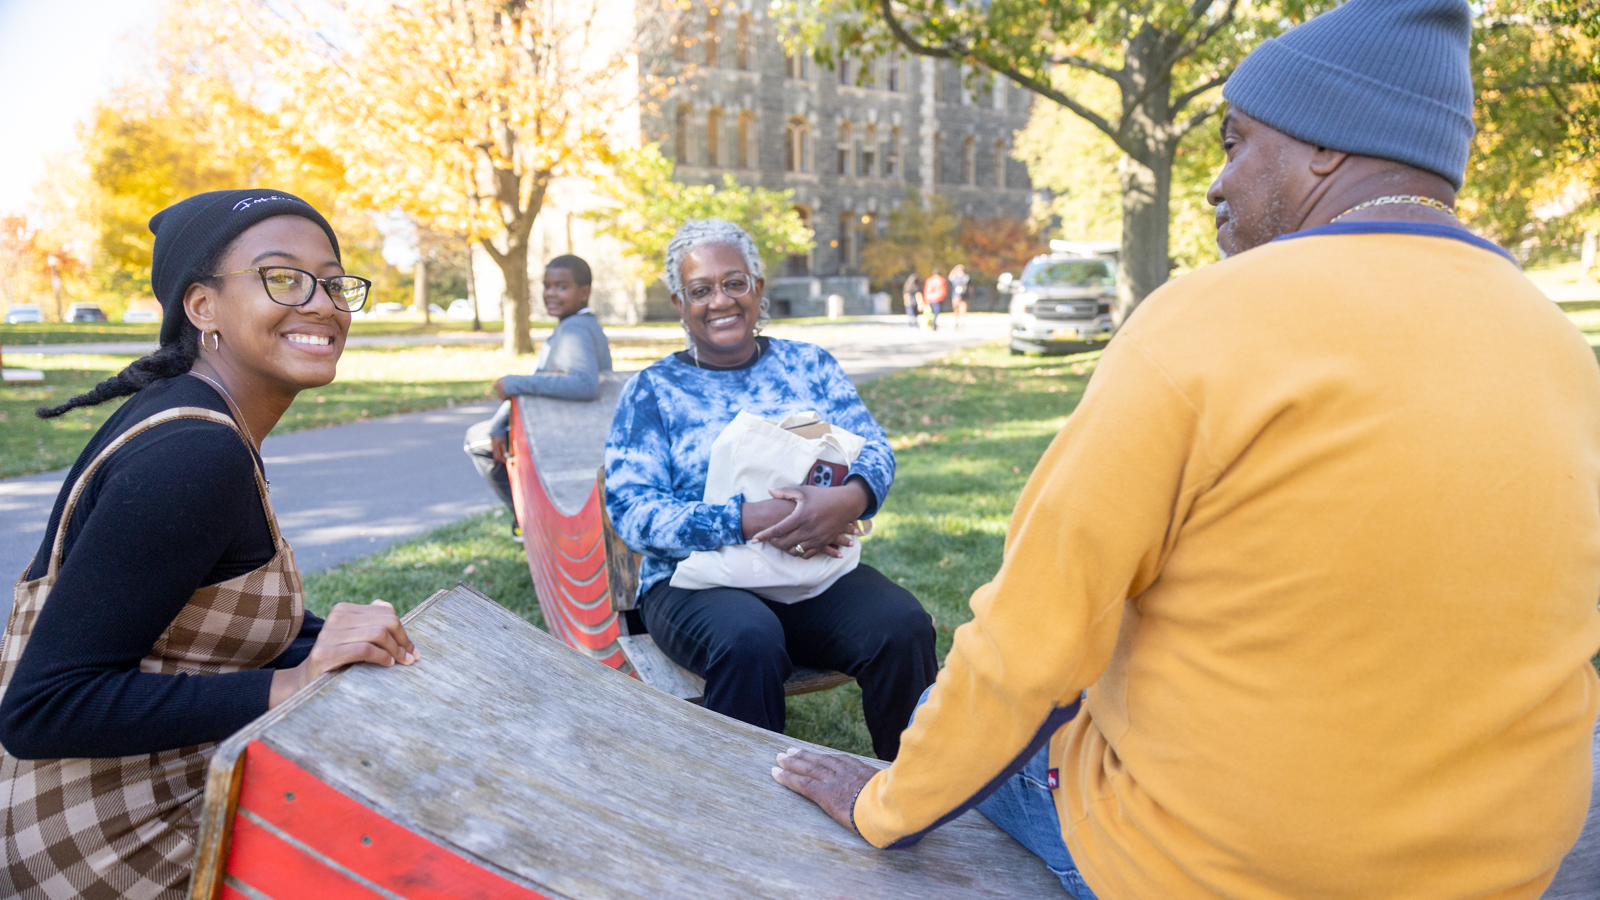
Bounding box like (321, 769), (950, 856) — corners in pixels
(670, 410), (867, 603)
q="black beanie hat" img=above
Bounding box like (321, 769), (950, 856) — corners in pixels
(149, 189), (341, 346)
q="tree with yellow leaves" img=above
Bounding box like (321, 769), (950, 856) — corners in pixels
(257, 0), (660, 353)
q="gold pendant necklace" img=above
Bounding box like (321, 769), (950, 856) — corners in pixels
(191, 371), (260, 450)
(1331, 195), (1456, 223)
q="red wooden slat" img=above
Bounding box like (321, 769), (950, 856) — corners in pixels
(236, 741), (550, 900)
(228, 815), (391, 900)
(507, 401), (624, 668)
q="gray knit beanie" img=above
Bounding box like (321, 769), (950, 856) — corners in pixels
(1222, 0), (1475, 189)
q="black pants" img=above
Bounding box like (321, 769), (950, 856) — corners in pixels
(641, 565), (937, 760)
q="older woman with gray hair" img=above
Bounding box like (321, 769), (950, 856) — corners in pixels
(603, 219), (936, 759)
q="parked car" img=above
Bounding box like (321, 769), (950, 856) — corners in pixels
(122, 299), (162, 323)
(447, 298), (476, 320)
(1005, 252), (1117, 355)
(4, 303), (42, 324)
(373, 302), (406, 316)
(65, 303), (108, 323)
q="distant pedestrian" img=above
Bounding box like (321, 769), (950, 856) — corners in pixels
(901, 272), (922, 328)
(923, 268), (948, 331)
(948, 264), (970, 329)
(464, 254), (612, 541)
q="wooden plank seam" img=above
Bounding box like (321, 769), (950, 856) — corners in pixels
(236, 740), (552, 900)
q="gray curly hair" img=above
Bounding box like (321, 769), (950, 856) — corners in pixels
(663, 219), (770, 356)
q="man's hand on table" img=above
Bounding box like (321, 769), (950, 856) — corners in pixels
(490, 434), (509, 464)
(491, 377), (509, 401)
(772, 747), (878, 836)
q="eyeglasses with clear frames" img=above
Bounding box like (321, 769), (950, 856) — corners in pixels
(210, 266), (373, 313)
(677, 273), (757, 305)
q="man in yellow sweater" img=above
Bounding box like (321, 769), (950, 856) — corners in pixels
(773, 1), (1600, 897)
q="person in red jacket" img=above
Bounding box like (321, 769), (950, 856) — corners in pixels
(922, 268), (948, 331)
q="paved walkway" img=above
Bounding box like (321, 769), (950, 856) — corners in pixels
(1, 317), (1008, 590)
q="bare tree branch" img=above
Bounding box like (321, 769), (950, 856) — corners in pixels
(1173, 95), (1227, 140)
(1047, 53), (1123, 83)
(1120, 0), (1236, 121)
(1170, 69), (1230, 115)
(874, 0), (1127, 149)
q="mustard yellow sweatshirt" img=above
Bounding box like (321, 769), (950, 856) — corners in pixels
(854, 223), (1600, 899)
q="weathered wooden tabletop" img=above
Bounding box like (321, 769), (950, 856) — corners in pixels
(247, 585), (1067, 898)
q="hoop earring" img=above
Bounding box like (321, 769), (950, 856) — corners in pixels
(206, 331), (220, 351)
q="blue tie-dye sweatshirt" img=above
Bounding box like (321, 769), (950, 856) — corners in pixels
(604, 338), (895, 599)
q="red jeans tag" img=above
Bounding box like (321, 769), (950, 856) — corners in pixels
(1045, 768), (1059, 790)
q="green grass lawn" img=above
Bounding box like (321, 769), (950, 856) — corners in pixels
(0, 339), (680, 479)
(303, 341), (1099, 756)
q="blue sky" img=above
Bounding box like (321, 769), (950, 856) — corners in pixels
(0, 0), (166, 213)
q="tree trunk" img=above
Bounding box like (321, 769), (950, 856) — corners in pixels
(495, 240), (534, 355)
(465, 237), (482, 332)
(413, 258), (431, 323)
(483, 170), (546, 356)
(1113, 147), (1174, 328)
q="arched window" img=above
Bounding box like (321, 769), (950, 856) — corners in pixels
(787, 205), (812, 275)
(861, 124), (877, 178)
(784, 117), (810, 173)
(993, 76), (1007, 111)
(837, 53), (850, 86)
(704, 8), (719, 67)
(860, 56), (876, 89)
(737, 110), (755, 169)
(674, 104), (692, 163)
(962, 135), (977, 185)
(886, 55), (900, 92)
(933, 60), (945, 102)
(838, 211), (854, 269)
(706, 108), (723, 167)
(932, 133), (942, 183)
(735, 14), (751, 70)
(885, 126), (901, 178)
(994, 139), (1007, 187)
(837, 121), (852, 176)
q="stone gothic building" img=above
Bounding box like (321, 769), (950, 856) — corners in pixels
(471, 1), (1036, 323)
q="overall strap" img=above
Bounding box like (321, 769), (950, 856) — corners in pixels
(46, 406), (272, 579)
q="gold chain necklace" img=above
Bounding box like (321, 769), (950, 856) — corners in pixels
(191, 371), (259, 450)
(1331, 195), (1456, 223)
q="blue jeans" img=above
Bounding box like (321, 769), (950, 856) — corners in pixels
(911, 687), (1100, 899)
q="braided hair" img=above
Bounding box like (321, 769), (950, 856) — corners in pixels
(34, 242), (231, 419)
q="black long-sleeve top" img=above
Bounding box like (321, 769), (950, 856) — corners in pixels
(1, 375), (322, 759)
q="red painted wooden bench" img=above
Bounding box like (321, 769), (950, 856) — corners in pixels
(503, 373), (851, 701)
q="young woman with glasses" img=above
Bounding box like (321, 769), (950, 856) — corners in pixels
(603, 218), (937, 761)
(2, 190), (416, 898)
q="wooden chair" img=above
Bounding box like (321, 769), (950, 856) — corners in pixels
(506, 375), (851, 703)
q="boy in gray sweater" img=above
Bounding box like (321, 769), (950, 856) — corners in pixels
(463, 254), (612, 537)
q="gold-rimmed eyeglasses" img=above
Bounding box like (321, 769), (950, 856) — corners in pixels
(211, 266), (372, 313)
(676, 273), (757, 305)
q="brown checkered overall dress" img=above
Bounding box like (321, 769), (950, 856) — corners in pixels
(0, 406), (304, 900)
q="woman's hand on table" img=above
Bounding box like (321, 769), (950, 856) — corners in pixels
(269, 600), (419, 708)
(752, 481), (871, 560)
